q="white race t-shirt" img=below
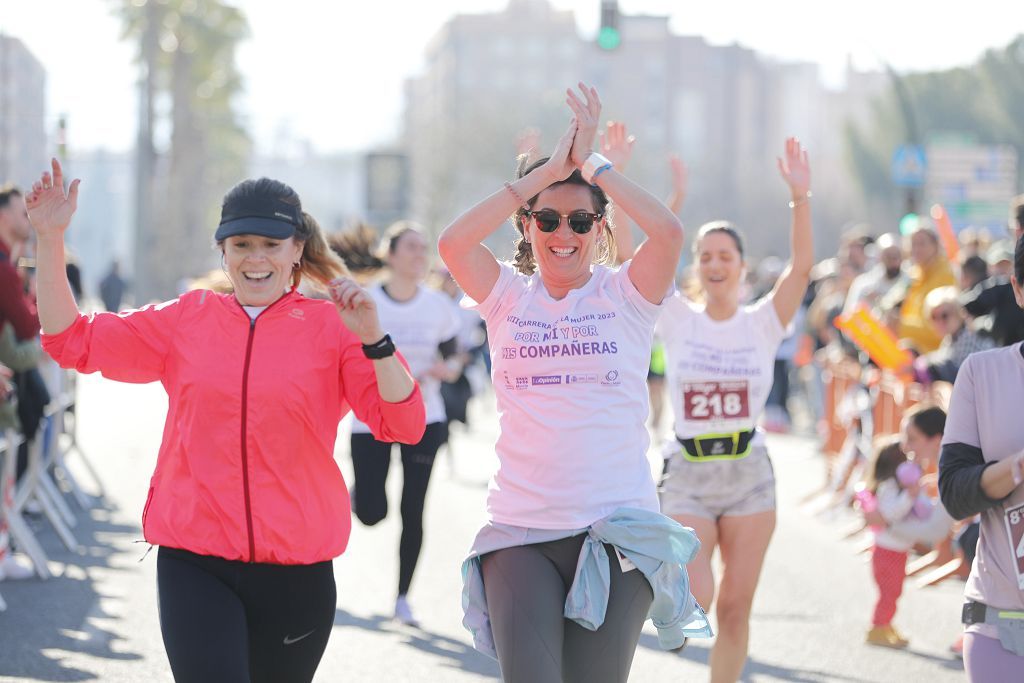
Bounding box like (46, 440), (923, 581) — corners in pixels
(659, 295), (788, 442)
(351, 283), (461, 432)
(466, 260), (662, 529)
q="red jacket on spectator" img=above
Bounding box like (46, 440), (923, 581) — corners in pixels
(0, 238), (40, 340)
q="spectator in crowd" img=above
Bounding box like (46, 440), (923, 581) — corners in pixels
(844, 233), (907, 315)
(0, 322), (41, 583)
(959, 255), (989, 293)
(957, 227), (992, 260)
(961, 238), (1024, 347)
(986, 240), (1014, 279)
(0, 186), (40, 342)
(916, 287), (995, 384)
(860, 437), (920, 648)
(840, 229), (874, 275)
(898, 227), (956, 354)
(1011, 194), (1024, 240)
(65, 250), (83, 302)
(99, 260), (128, 312)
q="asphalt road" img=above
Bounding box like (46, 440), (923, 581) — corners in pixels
(0, 374), (968, 682)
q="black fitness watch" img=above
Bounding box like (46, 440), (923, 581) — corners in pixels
(361, 334), (396, 360)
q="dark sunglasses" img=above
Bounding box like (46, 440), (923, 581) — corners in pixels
(930, 310), (953, 322)
(527, 209), (603, 234)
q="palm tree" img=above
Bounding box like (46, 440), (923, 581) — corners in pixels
(114, 0), (251, 300)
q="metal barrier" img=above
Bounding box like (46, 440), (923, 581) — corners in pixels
(818, 357), (963, 587)
(0, 370), (106, 597)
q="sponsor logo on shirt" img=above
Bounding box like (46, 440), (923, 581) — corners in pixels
(531, 375), (562, 386)
(565, 373), (599, 384)
(289, 308), (305, 320)
(503, 371), (529, 390)
(601, 370), (621, 386)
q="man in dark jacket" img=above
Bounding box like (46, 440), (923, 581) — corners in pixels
(960, 198), (1024, 347)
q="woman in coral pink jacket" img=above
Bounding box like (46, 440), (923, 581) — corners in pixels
(26, 160), (426, 683)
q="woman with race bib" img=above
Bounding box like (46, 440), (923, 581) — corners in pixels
(658, 138), (813, 683)
(439, 83), (711, 683)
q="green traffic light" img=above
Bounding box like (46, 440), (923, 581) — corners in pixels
(597, 26), (621, 50)
(899, 213), (920, 235)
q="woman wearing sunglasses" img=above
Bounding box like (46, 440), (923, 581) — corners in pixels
(657, 138), (812, 683)
(439, 83), (711, 683)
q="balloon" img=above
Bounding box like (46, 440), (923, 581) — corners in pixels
(930, 204), (959, 262)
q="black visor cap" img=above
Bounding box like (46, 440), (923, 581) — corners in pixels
(215, 195), (301, 241)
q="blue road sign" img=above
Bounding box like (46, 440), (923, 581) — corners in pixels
(892, 145), (927, 187)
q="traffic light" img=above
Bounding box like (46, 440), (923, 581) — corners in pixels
(898, 212), (920, 235)
(598, 0), (620, 50)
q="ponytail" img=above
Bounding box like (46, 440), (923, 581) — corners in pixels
(293, 211), (349, 290)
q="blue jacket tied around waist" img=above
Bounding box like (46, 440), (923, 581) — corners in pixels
(461, 507), (714, 659)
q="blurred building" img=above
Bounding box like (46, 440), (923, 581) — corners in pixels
(249, 151), (364, 234)
(403, 0), (888, 260)
(404, 0), (579, 250)
(0, 35), (47, 189)
(64, 150), (134, 304)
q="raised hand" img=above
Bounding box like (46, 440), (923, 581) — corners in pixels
(777, 137), (811, 197)
(540, 118), (578, 183)
(516, 127), (542, 159)
(329, 277), (384, 344)
(667, 154), (688, 212)
(565, 82), (602, 168)
(598, 121), (635, 171)
(25, 158), (80, 238)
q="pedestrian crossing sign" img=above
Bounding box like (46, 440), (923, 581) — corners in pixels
(892, 145), (927, 187)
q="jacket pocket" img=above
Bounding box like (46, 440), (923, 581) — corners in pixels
(142, 486), (155, 528)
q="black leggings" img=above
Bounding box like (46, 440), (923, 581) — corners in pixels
(156, 547), (336, 683)
(350, 421), (447, 595)
(481, 535), (654, 683)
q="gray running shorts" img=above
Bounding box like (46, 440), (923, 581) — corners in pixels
(659, 444), (776, 519)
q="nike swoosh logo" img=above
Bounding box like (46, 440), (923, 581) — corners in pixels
(283, 629), (316, 645)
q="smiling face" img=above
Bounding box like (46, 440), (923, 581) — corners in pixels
(527, 183), (605, 292)
(222, 234), (304, 306)
(696, 229), (745, 304)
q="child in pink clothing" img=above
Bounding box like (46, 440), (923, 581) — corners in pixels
(860, 437), (921, 648)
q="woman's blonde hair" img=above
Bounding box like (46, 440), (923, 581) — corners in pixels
(922, 285), (960, 322)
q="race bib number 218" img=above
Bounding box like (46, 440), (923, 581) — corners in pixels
(683, 380), (750, 422)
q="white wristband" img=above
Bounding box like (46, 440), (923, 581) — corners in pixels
(581, 153), (613, 185)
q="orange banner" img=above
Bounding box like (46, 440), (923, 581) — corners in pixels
(835, 307), (912, 372)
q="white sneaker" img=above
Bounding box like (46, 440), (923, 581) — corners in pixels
(394, 595), (419, 626)
(0, 553), (35, 581)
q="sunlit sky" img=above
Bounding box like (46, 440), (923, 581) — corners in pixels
(2, 0), (1019, 155)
